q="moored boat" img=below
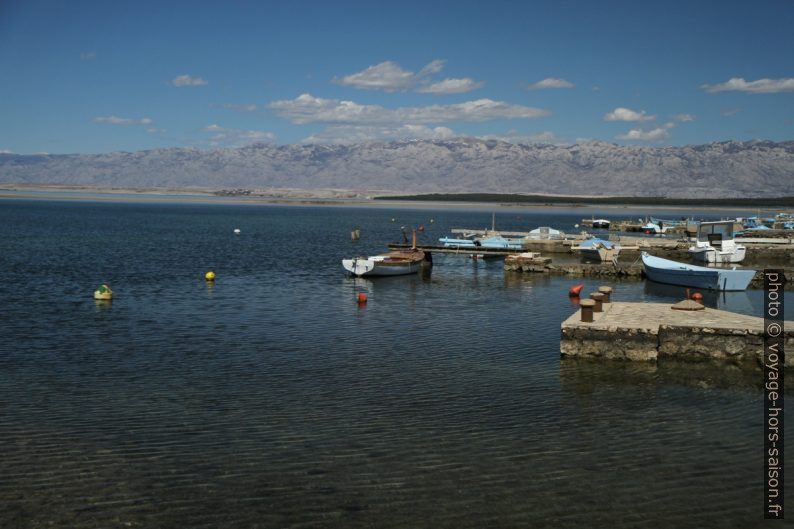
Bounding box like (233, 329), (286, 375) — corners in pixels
(343, 231), (425, 277)
(687, 220), (746, 264)
(642, 222), (666, 234)
(650, 217), (686, 227)
(641, 252), (755, 291)
(591, 219), (610, 229)
(439, 237), (477, 248)
(527, 226), (564, 240)
(578, 238), (620, 262)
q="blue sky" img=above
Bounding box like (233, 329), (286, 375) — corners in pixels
(0, 0), (792, 154)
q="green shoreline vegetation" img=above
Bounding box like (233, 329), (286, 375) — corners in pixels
(375, 193), (794, 208)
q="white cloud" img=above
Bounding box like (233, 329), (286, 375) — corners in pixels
(615, 127), (670, 141)
(147, 127), (165, 134)
(335, 61), (424, 91)
(80, 51), (96, 60)
(0, 149), (14, 154)
(671, 113), (695, 122)
(302, 124), (456, 144)
(171, 74), (208, 87)
(604, 107), (655, 122)
(528, 78), (574, 90)
(721, 108), (741, 116)
(418, 59), (446, 76)
(335, 59), (457, 92)
(417, 78), (484, 94)
(199, 124), (275, 147)
(702, 77), (794, 94)
(94, 115), (153, 126)
(269, 93), (550, 125)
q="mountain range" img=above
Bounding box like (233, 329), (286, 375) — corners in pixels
(1, 138), (793, 198)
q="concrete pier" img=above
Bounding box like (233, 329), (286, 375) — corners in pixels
(561, 301), (794, 367)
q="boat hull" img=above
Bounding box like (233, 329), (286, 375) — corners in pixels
(688, 246), (746, 264)
(641, 252), (755, 291)
(342, 255), (423, 277)
(580, 247), (620, 262)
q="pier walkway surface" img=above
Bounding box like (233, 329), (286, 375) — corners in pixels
(561, 301), (793, 367)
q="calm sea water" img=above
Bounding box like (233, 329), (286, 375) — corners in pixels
(0, 199), (790, 529)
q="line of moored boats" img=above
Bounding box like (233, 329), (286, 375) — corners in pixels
(341, 216), (785, 291)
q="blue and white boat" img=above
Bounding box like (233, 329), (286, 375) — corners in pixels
(439, 235), (524, 249)
(477, 235), (525, 249)
(650, 217), (686, 227)
(578, 237), (620, 262)
(687, 221), (746, 264)
(439, 237), (477, 248)
(642, 222), (666, 234)
(641, 252), (755, 291)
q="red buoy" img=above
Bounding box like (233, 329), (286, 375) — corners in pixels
(568, 283), (585, 297)
(692, 292), (703, 302)
(357, 292), (368, 304)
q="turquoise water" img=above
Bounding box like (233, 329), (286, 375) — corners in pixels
(0, 200), (789, 528)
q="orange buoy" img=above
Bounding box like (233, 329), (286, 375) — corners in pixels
(692, 292), (703, 302)
(568, 283), (585, 297)
(357, 292), (368, 304)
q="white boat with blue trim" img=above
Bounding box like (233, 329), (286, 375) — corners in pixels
(641, 252), (755, 291)
(687, 220), (746, 264)
(578, 237), (620, 262)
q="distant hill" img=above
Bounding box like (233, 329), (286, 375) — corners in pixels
(1, 138), (793, 198)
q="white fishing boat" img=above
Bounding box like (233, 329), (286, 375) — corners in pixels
(641, 252), (755, 291)
(578, 238), (620, 262)
(591, 219), (610, 229)
(687, 221), (746, 264)
(343, 231), (425, 277)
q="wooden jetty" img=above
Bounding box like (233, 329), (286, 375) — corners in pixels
(561, 301), (794, 367)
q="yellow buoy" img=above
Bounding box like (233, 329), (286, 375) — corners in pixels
(205, 271), (216, 281)
(93, 283), (113, 300)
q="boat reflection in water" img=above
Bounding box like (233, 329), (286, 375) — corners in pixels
(642, 280), (754, 315)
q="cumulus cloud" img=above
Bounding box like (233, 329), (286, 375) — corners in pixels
(702, 77), (794, 93)
(269, 93), (550, 125)
(334, 61), (428, 91)
(615, 127), (670, 141)
(604, 107), (655, 122)
(721, 108), (741, 116)
(671, 113), (695, 122)
(302, 124), (456, 144)
(94, 115), (153, 126)
(199, 124), (275, 147)
(528, 78), (574, 90)
(418, 59), (446, 76)
(171, 74), (208, 87)
(0, 149), (14, 154)
(334, 59), (460, 92)
(417, 78), (484, 94)
(80, 51), (96, 60)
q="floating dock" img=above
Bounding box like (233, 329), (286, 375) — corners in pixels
(561, 301), (793, 367)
